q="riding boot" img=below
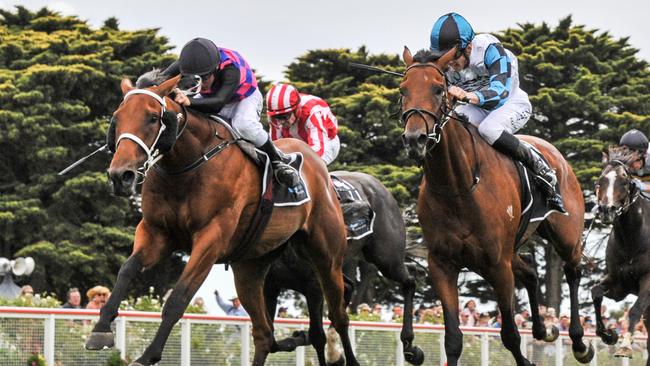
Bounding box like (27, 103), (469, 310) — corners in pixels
(493, 132), (567, 214)
(260, 139), (300, 187)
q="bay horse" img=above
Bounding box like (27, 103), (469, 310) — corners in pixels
(264, 171), (422, 365)
(592, 148), (650, 362)
(84, 75), (359, 366)
(399, 47), (591, 366)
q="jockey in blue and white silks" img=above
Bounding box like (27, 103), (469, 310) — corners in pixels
(429, 12), (566, 213)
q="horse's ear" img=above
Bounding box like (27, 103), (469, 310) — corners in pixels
(602, 151), (610, 164)
(155, 75), (181, 97)
(121, 78), (134, 95)
(436, 48), (457, 69)
(403, 46), (413, 66)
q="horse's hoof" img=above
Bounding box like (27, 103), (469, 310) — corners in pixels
(274, 337), (298, 352)
(404, 345), (425, 365)
(292, 330), (310, 345)
(543, 325), (559, 342)
(326, 355), (345, 366)
(85, 332), (115, 350)
(573, 342), (595, 363)
(614, 346), (633, 358)
(600, 329), (619, 345)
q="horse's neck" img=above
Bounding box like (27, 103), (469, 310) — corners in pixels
(423, 119), (479, 195)
(158, 110), (228, 172)
(614, 196), (650, 249)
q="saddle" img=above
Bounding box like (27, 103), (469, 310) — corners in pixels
(331, 175), (375, 240)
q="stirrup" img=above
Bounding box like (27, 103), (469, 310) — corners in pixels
(272, 161), (300, 187)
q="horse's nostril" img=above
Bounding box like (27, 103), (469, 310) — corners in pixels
(121, 170), (136, 186)
(417, 134), (428, 145)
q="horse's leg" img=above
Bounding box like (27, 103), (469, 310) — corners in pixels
(489, 264), (534, 366)
(591, 278), (619, 345)
(303, 229), (358, 366)
(563, 263), (594, 363)
(363, 244), (422, 365)
(614, 275), (650, 358)
(86, 223), (167, 350)
(231, 257), (278, 366)
(132, 225), (230, 366)
(427, 255), (462, 366)
(512, 254), (559, 342)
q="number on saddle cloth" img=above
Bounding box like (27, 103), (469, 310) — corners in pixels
(330, 175), (375, 240)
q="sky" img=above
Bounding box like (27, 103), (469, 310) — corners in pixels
(6, 0), (647, 315)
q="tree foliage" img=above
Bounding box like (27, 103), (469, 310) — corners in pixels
(0, 6), (181, 300)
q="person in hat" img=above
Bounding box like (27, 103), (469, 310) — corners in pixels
(214, 290), (248, 316)
(85, 286), (110, 310)
(618, 129), (649, 193)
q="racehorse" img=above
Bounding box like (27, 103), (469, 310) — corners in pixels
(84, 74), (359, 366)
(399, 47), (592, 366)
(264, 171), (423, 365)
(592, 148), (650, 362)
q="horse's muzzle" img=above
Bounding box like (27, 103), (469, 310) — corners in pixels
(108, 167), (137, 196)
(597, 204), (617, 224)
(402, 132), (427, 162)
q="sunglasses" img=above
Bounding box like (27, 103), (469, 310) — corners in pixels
(273, 113), (292, 121)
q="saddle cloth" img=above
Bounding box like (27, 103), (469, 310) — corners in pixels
(331, 175), (375, 240)
(514, 159), (563, 246)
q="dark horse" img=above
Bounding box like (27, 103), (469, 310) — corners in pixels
(264, 171), (422, 365)
(399, 47), (592, 366)
(84, 75), (359, 366)
(592, 148), (650, 362)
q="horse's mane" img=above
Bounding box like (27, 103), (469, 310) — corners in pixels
(608, 145), (643, 165)
(136, 69), (167, 88)
(412, 49), (441, 63)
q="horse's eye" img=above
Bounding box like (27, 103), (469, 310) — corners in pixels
(149, 114), (159, 124)
(432, 87), (443, 96)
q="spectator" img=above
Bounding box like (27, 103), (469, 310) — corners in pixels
(61, 287), (82, 309)
(372, 303), (383, 317)
(491, 312), (502, 328)
(86, 286), (110, 310)
(415, 304), (427, 323)
(191, 297), (206, 312)
(20, 285), (34, 297)
(514, 313), (525, 328)
(461, 299), (479, 326)
(559, 315), (570, 331)
(277, 306), (290, 318)
(477, 312), (491, 327)
(391, 305), (404, 321)
(214, 290), (248, 316)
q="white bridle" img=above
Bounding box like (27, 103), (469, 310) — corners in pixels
(115, 89), (168, 173)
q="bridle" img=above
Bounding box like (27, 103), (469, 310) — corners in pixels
(596, 160), (640, 219)
(114, 89), (187, 178)
(400, 62), (480, 196)
(400, 62), (454, 145)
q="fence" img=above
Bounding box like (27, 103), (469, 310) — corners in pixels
(0, 307), (647, 366)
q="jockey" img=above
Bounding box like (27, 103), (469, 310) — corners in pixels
(429, 13), (566, 213)
(619, 129), (649, 193)
(162, 38), (299, 187)
(265, 84), (340, 165)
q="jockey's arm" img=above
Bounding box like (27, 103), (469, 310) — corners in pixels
(469, 43), (513, 110)
(306, 114), (325, 158)
(189, 65), (241, 114)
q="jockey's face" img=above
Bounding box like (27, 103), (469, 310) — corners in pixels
(274, 111), (297, 128)
(447, 44), (472, 72)
(200, 73), (215, 93)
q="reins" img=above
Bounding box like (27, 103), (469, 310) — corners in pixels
(401, 62), (481, 197)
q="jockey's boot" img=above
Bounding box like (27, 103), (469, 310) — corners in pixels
(260, 139), (300, 187)
(493, 132), (567, 214)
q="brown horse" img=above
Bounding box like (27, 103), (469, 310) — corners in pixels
(399, 47), (591, 366)
(84, 75), (358, 366)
